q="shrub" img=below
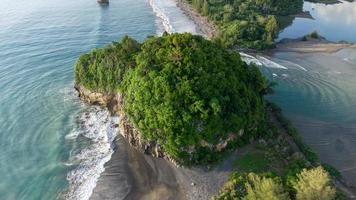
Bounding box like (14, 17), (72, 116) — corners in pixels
(213, 172), (290, 200)
(310, 31), (320, 39)
(293, 166), (336, 200)
(244, 173), (290, 200)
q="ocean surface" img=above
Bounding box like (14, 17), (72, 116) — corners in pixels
(1, 0), (356, 199)
(0, 0), (158, 199)
(241, 48), (356, 184)
(264, 49), (356, 184)
(0, 0), (201, 199)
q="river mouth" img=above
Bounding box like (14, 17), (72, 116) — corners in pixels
(260, 48), (356, 184)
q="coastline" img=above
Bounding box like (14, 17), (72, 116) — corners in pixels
(90, 135), (243, 200)
(87, 1), (356, 200)
(274, 38), (356, 53)
(174, 0), (217, 38)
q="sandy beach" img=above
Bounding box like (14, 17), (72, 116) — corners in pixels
(90, 135), (248, 200)
(275, 38), (356, 53)
(89, 1), (356, 199)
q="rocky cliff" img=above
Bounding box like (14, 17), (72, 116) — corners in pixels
(74, 85), (179, 166)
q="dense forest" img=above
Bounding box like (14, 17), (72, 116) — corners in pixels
(75, 33), (344, 198)
(186, 0), (303, 49)
(76, 33), (270, 164)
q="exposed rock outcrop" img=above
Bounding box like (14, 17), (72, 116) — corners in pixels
(74, 85), (178, 166)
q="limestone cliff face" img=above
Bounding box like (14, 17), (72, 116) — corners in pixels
(74, 85), (178, 165)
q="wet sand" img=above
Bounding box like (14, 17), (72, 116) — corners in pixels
(90, 135), (239, 200)
(275, 39), (356, 53)
(90, 135), (183, 200)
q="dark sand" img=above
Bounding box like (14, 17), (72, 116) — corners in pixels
(90, 135), (243, 200)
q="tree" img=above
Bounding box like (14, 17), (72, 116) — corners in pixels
(244, 173), (290, 200)
(293, 166), (336, 200)
(265, 16), (278, 42)
(121, 33), (268, 164)
(202, 0), (209, 16)
(213, 173), (290, 200)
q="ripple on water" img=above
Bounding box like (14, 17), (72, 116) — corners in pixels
(263, 50), (356, 184)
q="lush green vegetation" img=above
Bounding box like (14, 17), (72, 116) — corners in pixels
(187, 0), (303, 49)
(213, 102), (345, 199)
(294, 166), (336, 200)
(212, 172), (289, 200)
(268, 102), (319, 164)
(75, 33), (269, 165)
(75, 36), (140, 92)
(213, 166), (336, 200)
(75, 33), (346, 198)
(301, 31), (322, 41)
(233, 153), (270, 173)
(121, 33), (269, 164)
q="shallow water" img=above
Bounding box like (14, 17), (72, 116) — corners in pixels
(0, 0), (158, 199)
(259, 49), (356, 184)
(1, 0), (356, 198)
(278, 1), (356, 42)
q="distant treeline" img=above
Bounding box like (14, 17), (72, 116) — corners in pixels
(187, 0), (303, 49)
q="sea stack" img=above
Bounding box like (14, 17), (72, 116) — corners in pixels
(97, 0), (109, 4)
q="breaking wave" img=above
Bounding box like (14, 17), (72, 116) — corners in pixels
(148, 0), (199, 34)
(62, 107), (119, 200)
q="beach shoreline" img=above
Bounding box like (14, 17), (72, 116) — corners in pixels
(273, 38), (356, 53)
(90, 135), (239, 200)
(174, 0), (217, 38)
(88, 1), (356, 200)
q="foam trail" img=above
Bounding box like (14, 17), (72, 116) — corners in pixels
(275, 58), (307, 71)
(239, 52), (263, 66)
(149, 0), (175, 33)
(148, 0), (200, 35)
(257, 55), (288, 70)
(62, 107), (118, 200)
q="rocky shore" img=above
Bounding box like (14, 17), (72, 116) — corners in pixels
(74, 85), (240, 200)
(74, 85), (178, 165)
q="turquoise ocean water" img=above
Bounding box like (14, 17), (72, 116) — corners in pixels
(1, 0), (356, 199)
(0, 0), (157, 199)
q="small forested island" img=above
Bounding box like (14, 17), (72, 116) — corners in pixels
(75, 33), (347, 199)
(76, 33), (268, 165)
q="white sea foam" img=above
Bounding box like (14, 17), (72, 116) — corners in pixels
(256, 56), (288, 70)
(63, 107), (118, 200)
(275, 58), (307, 71)
(148, 0), (200, 35)
(239, 52), (263, 66)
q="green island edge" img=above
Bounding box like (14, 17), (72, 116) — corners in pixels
(73, 0), (354, 199)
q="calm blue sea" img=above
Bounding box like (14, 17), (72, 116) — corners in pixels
(0, 0), (157, 199)
(1, 0), (356, 199)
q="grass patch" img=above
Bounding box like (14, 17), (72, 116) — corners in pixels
(234, 153), (270, 173)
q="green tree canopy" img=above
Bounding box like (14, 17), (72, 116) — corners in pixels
(213, 172), (289, 200)
(75, 33), (269, 164)
(293, 166), (336, 200)
(121, 33), (268, 164)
